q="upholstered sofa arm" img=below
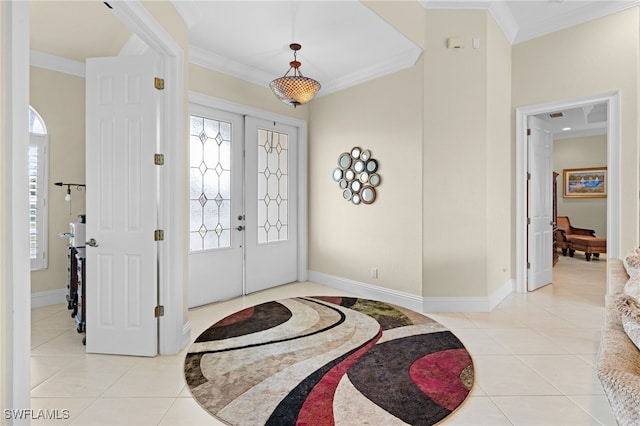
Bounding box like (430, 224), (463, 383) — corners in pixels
(598, 329), (640, 425)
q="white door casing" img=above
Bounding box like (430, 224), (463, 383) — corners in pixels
(244, 117), (298, 294)
(86, 55), (159, 356)
(188, 107), (245, 307)
(527, 116), (554, 291)
(515, 92), (620, 293)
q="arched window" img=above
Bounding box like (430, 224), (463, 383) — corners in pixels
(29, 106), (48, 270)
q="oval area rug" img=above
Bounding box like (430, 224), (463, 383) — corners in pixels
(184, 296), (474, 425)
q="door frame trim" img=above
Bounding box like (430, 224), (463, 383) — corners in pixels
(4, 0), (32, 415)
(107, 1), (185, 355)
(189, 91), (309, 283)
(515, 91), (620, 293)
(5, 7), (185, 414)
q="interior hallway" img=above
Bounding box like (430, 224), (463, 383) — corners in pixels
(30, 253), (614, 425)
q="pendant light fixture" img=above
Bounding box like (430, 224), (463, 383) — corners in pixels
(269, 43), (321, 107)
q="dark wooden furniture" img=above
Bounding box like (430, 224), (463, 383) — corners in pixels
(570, 236), (607, 261)
(66, 246), (79, 317)
(75, 248), (86, 345)
(556, 215), (606, 261)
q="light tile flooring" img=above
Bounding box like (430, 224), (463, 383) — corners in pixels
(31, 253), (615, 425)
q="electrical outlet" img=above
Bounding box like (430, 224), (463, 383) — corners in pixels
(371, 268), (378, 279)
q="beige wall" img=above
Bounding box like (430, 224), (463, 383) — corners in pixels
(554, 135), (607, 237)
(30, 66), (86, 295)
(423, 9), (512, 298)
(308, 1), (424, 297)
(512, 8), (640, 254)
(308, 63), (424, 296)
(308, 7), (512, 300)
(485, 13), (513, 295)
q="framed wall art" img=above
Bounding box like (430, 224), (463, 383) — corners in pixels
(563, 167), (607, 198)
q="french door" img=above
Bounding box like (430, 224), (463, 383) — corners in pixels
(188, 109), (298, 307)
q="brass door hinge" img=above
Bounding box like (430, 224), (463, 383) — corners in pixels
(527, 262), (531, 269)
(154, 77), (165, 90)
(154, 154), (164, 166)
(527, 128), (531, 136)
(154, 229), (164, 241)
(154, 305), (165, 317)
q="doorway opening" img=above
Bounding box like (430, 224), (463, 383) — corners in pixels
(515, 91), (620, 293)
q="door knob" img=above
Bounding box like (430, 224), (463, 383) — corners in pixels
(86, 238), (98, 247)
(236, 226), (245, 231)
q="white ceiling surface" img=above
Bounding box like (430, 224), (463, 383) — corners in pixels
(535, 103), (608, 140)
(173, 0), (632, 135)
(421, 0), (640, 44)
(173, 1), (423, 96)
(29, 1), (628, 135)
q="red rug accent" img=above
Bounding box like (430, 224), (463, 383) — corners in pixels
(409, 348), (473, 410)
(296, 328), (382, 425)
(213, 306), (255, 327)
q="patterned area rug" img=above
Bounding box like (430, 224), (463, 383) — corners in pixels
(184, 297), (474, 425)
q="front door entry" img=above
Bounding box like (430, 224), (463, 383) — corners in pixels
(188, 109), (298, 307)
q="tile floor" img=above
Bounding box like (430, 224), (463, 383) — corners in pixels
(31, 253), (615, 425)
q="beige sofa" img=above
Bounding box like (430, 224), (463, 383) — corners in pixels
(597, 259), (640, 425)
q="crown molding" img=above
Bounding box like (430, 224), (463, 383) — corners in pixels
(419, 0), (640, 45)
(189, 45), (274, 88)
(119, 33), (150, 56)
(319, 47), (422, 96)
(419, 1), (517, 44)
(513, 0), (640, 44)
(189, 44), (423, 97)
(29, 50), (85, 77)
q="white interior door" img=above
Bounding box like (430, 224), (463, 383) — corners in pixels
(188, 108), (244, 307)
(527, 116), (554, 291)
(245, 118), (298, 293)
(85, 55), (159, 356)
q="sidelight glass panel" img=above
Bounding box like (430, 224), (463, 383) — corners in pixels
(257, 129), (288, 244)
(189, 114), (233, 252)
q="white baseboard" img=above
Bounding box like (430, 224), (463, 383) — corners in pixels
(31, 288), (68, 308)
(307, 271), (513, 313)
(423, 279), (514, 313)
(182, 321), (192, 348)
(308, 271), (424, 312)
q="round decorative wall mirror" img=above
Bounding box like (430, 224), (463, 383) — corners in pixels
(333, 147), (380, 205)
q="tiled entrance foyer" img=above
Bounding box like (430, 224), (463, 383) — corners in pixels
(31, 254), (615, 425)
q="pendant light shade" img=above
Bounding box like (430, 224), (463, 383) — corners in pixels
(270, 43), (320, 107)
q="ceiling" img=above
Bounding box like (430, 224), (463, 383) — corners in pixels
(171, 1), (422, 96)
(30, 0), (633, 136)
(422, 0), (639, 44)
(534, 103), (608, 140)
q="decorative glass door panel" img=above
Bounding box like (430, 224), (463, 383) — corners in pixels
(188, 107), (244, 307)
(245, 118), (298, 294)
(189, 115), (233, 252)
(257, 129), (289, 244)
